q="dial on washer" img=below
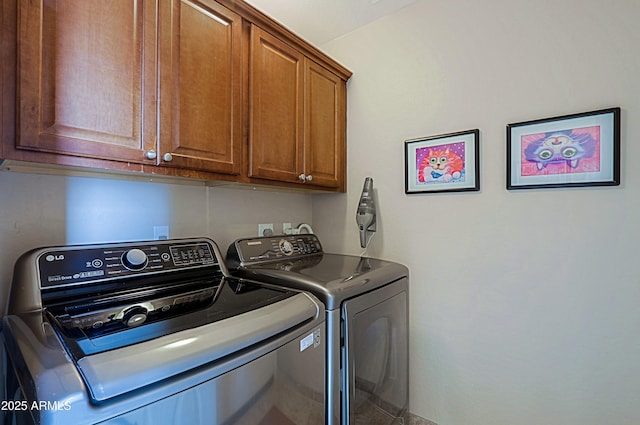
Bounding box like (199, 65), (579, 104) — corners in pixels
(122, 248), (148, 270)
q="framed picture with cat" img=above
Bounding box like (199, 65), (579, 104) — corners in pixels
(404, 129), (480, 194)
(507, 107), (621, 190)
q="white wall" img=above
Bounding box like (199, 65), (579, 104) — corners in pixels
(315, 0), (640, 424)
(0, 171), (312, 316)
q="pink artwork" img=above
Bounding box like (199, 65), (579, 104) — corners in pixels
(415, 142), (466, 184)
(520, 126), (601, 176)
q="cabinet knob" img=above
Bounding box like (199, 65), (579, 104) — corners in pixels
(305, 175), (313, 182)
(298, 173), (306, 181)
(163, 153), (173, 162)
(145, 150), (157, 160)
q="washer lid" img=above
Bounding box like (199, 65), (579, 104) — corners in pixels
(76, 291), (319, 402)
(230, 253), (408, 310)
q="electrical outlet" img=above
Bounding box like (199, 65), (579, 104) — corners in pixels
(258, 223), (274, 236)
(154, 226), (169, 240)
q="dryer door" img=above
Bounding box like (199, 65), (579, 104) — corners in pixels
(342, 278), (408, 425)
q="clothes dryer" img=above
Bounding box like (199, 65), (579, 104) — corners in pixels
(227, 234), (409, 425)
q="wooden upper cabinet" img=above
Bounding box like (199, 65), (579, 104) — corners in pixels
(249, 25), (305, 183)
(16, 0), (157, 164)
(249, 25), (347, 190)
(7, 0), (350, 189)
(304, 59), (346, 190)
(158, 0), (242, 174)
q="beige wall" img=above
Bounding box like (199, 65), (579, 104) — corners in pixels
(0, 171), (313, 316)
(314, 0), (640, 424)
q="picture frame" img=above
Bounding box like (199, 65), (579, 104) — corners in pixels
(507, 107), (620, 190)
(405, 129), (480, 194)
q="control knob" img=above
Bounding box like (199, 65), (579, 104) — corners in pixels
(122, 248), (148, 271)
(279, 239), (294, 256)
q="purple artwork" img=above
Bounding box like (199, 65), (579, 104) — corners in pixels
(520, 126), (600, 176)
(415, 142), (466, 184)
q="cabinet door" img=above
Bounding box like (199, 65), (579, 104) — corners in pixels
(17, 0), (157, 164)
(304, 59), (346, 190)
(249, 25), (304, 183)
(158, 0), (242, 175)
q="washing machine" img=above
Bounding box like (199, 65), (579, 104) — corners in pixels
(2, 237), (326, 425)
(227, 234), (409, 425)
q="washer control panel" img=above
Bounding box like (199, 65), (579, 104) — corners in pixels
(38, 239), (217, 289)
(230, 234), (323, 264)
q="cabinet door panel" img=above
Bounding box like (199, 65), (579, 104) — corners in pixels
(17, 0), (156, 163)
(159, 0), (242, 174)
(305, 60), (346, 190)
(249, 26), (304, 183)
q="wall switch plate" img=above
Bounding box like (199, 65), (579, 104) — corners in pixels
(258, 223), (274, 236)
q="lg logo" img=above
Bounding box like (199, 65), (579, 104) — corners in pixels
(45, 254), (65, 262)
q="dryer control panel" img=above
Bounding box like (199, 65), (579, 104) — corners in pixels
(227, 234), (323, 265)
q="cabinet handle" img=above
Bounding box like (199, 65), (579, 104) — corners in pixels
(145, 150), (157, 160)
(305, 175), (313, 182)
(163, 153), (173, 162)
(298, 173), (306, 181)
